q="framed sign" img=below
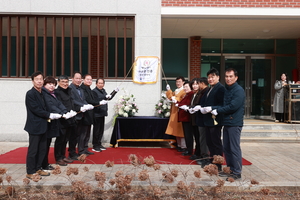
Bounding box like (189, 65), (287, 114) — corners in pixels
(132, 56), (160, 84)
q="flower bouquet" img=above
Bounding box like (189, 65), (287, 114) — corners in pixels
(155, 91), (171, 118)
(114, 91), (138, 118)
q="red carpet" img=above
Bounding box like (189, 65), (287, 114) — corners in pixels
(0, 147), (251, 165)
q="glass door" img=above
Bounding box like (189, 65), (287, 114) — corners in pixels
(224, 56), (273, 118)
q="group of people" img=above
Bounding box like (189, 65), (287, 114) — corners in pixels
(165, 68), (245, 181)
(24, 71), (118, 179)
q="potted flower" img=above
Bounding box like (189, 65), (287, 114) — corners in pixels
(114, 91), (138, 118)
(155, 91), (171, 118)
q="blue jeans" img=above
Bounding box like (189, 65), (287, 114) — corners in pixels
(223, 126), (242, 175)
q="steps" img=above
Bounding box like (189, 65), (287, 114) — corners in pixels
(241, 119), (300, 142)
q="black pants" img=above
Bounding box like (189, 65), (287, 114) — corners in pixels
(42, 137), (53, 168)
(275, 113), (284, 122)
(76, 120), (89, 155)
(192, 125), (200, 156)
(182, 121), (193, 154)
(26, 132), (47, 174)
(205, 126), (223, 160)
(68, 125), (78, 157)
(92, 116), (105, 149)
(55, 126), (75, 161)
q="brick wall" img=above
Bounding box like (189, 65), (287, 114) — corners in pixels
(190, 36), (201, 80)
(90, 35), (104, 78)
(162, 0), (300, 8)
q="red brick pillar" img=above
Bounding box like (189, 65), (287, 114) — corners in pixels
(90, 35), (104, 78)
(297, 38), (300, 81)
(190, 36), (201, 80)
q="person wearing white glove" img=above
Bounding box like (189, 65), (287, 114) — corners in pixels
(83, 104), (94, 110)
(176, 80), (195, 156)
(200, 107), (209, 114)
(203, 106), (212, 113)
(114, 86), (119, 92)
(188, 108), (196, 114)
(211, 109), (218, 116)
(105, 94), (112, 99)
(80, 106), (87, 113)
(62, 112), (72, 119)
(171, 96), (177, 103)
(165, 76), (186, 152)
(193, 105), (202, 112)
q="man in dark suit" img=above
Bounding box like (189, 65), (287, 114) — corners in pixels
(199, 68), (225, 171)
(24, 71), (61, 179)
(69, 72), (94, 158)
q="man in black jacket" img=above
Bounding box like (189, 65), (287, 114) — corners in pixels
(24, 71), (61, 179)
(69, 72), (94, 157)
(92, 78), (118, 152)
(55, 75), (79, 164)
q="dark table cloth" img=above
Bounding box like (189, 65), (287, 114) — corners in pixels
(110, 116), (175, 146)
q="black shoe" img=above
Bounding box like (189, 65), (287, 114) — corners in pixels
(201, 159), (211, 168)
(219, 171), (230, 177)
(85, 150), (94, 155)
(92, 148), (102, 152)
(177, 148), (186, 152)
(99, 145), (107, 151)
(196, 160), (203, 165)
(189, 155), (200, 160)
(226, 173), (241, 181)
(68, 155), (78, 160)
(43, 164), (54, 170)
(181, 151), (192, 156)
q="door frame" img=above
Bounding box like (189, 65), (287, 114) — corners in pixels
(222, 55), (275, 119)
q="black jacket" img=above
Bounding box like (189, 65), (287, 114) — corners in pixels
(55, 86), (78, 128)
(24, 87), (50, 135)
(92, 87), (108, 117)
(42, 87), (67, 138)
(80, 84), (98, 125)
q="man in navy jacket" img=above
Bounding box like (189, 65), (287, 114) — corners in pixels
(205, 68), (245, 181)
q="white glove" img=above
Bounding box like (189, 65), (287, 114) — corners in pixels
(193, 105), (201, 111)
(200, 107), (209, 114)
(63, 112), (72, 119)
(179, 105), (189, 111)
(69, 110), (77, 117)
(80, 106), (87, 113)
(175, 103), (179, 107)
(49, 113), (62, 120)
(171, 96), (177, 103)
(204, 106), (212, 113)
(106, 94), (112, 99)
(84, 104), (94, 110)
(188, 108), (196, 114)
(114, 87), (119, 92)
(166, 84), (171, 91)
(99, 100), (108, 105)
(211, 109), (218, 116)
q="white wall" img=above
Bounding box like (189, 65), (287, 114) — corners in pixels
(0, 0), (162, 142)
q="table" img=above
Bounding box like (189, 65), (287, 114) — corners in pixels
(110, 116), (176, 147)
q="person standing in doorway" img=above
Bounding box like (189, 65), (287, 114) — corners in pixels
(273, 72), (288, 123)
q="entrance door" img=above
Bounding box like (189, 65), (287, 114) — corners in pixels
(224, 57), (273, 118)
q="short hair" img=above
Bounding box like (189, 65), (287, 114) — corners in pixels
(72, 71), (82, 78)
(207, 68), (219, 77)
(199, 77), (209, 86)
(225, 68), (238, 77)
(190, 78), (201, 89)
(96, 78), (105, 84)
(83, 74), (92, 79)
(58, 75), (69, 81)
(43, 76), (57, 86)
(176, 76), (185, 82)
(279, 72), (289, 82)
(31, 71), (43, 81)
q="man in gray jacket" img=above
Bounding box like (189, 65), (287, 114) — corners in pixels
(204, 68), (245, 181)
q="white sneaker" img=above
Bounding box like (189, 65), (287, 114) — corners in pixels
(92, 148), (101, 152)
(275, 120), (279, 123)
(99, 146), (107, 150)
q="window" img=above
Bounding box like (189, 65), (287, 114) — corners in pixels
(0, 15), (134, 78)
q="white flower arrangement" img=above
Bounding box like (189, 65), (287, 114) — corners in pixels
(155, 91), (171, 118)
(114, 91), (138, 118)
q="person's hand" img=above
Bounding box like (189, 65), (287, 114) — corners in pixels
(200, 107), (209, 114)
(193, 105), (201, 111)
(80, 106), (87, 113)
(49, 113), (62, 120)
(99, 100), (108, 105)
(211, 109), (218, 116)
(166, 84), (171, 91)
(63, 112), (72, 119)
(188, 108), (196, 114)
(69, 110), (77, 117)
(175, 103), (179, 107)
(114, 87), (119, 92)
(179, 105), (189, 111)
(84, 104), (94, 110)
(171, 96), (177, 103)
(106, 94), (112, 99)
(204, 106), (212, 113)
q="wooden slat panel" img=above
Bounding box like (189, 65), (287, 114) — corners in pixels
(79, 17), (82, 73)
(7, 16), (11, 77)
(88, 17), (91, 74)
(25, 17), (29, 77)
(34, 17), (38, 72)
(52, 17), (56, 76)
(97, 17), (100, 78)
(61, 17), (65, 75)
(0, 17), (2, 77)
(16, 16), (20, 77)
(105, 17), (108, 77)
(70, 17), (74, 76)
(114, 17), (118, 78)
(123, 17), (127, 77)
(43, 17), (47, 75)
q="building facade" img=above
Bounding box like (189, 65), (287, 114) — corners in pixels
(1, 0), (300, 141)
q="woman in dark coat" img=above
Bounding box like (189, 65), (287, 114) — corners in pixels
(177, 81), (194, 156)
(273, 73), (288, 122)
(42, 76), (68, 169)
